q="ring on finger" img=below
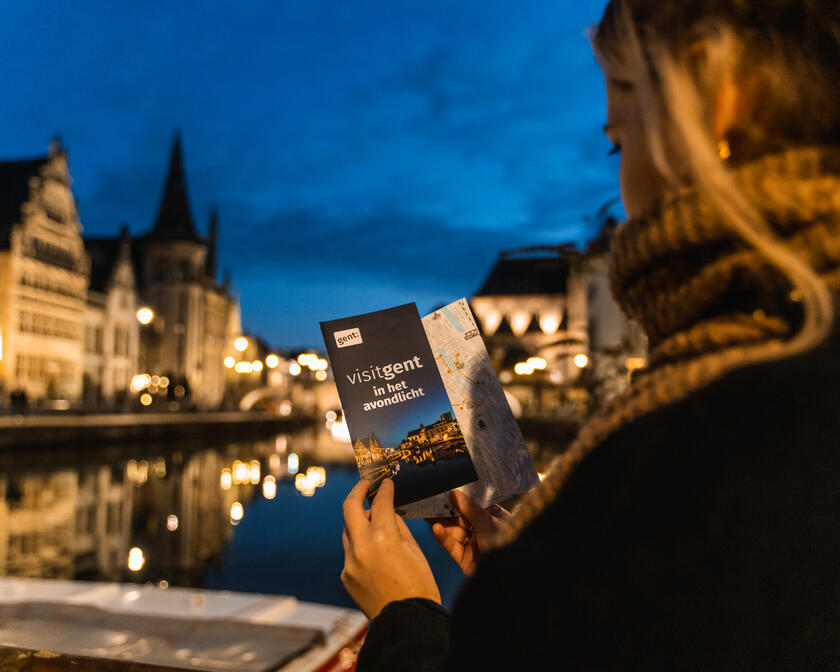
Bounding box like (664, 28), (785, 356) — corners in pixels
(460, 526), (473, 546)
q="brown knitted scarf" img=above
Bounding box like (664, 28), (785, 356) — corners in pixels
(497, 145), (840, 545)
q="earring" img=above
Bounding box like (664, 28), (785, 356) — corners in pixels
(718, 139), (732, 161)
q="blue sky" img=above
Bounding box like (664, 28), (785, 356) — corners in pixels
(0, 0), (618, 347)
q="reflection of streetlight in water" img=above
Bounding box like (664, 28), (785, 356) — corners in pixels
(230, 502), (244, 524)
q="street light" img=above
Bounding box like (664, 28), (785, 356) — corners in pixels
(127, 547), (145, 571)
(136, 307), (154, 325)
(574, 354), (589, 368)
(234, 337), (249, 352)
(265, 354), (279, 369)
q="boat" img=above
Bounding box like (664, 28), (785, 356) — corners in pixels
(0, 577), (367, 671)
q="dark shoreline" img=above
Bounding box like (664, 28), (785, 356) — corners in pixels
(0, 411), (316, 449)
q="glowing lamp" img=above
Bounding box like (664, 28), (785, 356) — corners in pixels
(136, 307), (154, 325)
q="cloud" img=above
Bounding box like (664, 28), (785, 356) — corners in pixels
(219, 205), (550, 294)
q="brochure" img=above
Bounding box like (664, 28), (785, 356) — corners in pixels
(320, 298), (539, 519)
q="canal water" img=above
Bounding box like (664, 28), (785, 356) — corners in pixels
(0, 428), (467, 610)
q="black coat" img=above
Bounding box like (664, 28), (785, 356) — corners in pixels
(357, 329), (840, 671)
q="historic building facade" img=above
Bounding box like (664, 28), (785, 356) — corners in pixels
(0, 140), (90, 402)
(0, 137), (241, 408)
(83, 228), (141, 406)
(470, 244), (590, 381)
(353, 433), (384, 466)
(133, 137), (240, 409)
(470, 226), (646, 412)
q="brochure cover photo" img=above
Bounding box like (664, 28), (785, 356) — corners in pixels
(320, 303), (478, 508)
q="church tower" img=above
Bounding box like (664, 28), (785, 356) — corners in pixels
(136, 134), (235, 407)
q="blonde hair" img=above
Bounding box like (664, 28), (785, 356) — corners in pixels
(497, 0), (839, 545)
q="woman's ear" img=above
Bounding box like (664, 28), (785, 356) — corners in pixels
(712, 79), (740, 143)
(685, 37), (752, 145)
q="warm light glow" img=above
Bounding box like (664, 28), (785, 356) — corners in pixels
(160, 376), (169, 388)
(234, 361), (253, 373)
(526, 356), (547, 371)
(234, 336), (249, 352)
(150, 375), (160, 386)
(127, 547), (145, 571)
(230, 501), (244, 522)
(330, 417), (351, 443)
(297, 353), (317, 366)
(220, 468), (232, 490)
(289, 362), (302, 376)
(514, 362), (534, 375)
(539, 315), (560, 334)
(131, 374), (151, 392)
(233, 460), (249, 484)
(166, 514), (179, 532)
(511, 312), (531, 337)
(325, 410), (337, 422)
(252, 360), (264, 372)
(295, 473), (315, 496)
(136, 307), (154, 325)
(574, 354), (589, 368)
(127, 459), (150, 486)
(279, 400), (293, 415)
(287, 452), (299, 475)
(262, 475), (277, 500)
(269, 453), (281, 472)
(310, 358), (328, 371)
(265, 354), (279, 369)
(315, 370), (328, 382)
(482, 311), (502, 335)
(295, 466), (327, 496)
(224, 356), (236, 368)
(538, 472), (546, 481)
(625, 357), (646, 372)
(249, 460), (261, 484)
(306, 465), (326, 488)
(140, 393), (153, 406)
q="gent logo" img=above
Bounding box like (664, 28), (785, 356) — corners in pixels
(334, 327), (363, 348)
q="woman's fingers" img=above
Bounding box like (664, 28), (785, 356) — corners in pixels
(432, 522), (465, 561)
(451, 489), (495, 531)
(370, 478), (400, 533)
(343, 479), (371, 539)
(487, 504), (512, 521)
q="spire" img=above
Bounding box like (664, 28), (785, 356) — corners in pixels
(150, 133), (201, 242)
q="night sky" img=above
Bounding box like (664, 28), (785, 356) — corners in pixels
(0, 1), (618, 348)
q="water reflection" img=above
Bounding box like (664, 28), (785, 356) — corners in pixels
(0, 428), (470, 607)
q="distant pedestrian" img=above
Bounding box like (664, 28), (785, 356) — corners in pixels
(10, 388), (28, 415)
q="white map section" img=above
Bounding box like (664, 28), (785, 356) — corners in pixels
(398, 298), (539, 519)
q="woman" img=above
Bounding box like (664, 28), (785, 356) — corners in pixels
(341, 1), (840, 668)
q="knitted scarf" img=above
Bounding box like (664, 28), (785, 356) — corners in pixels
(497, 145), (840, 545)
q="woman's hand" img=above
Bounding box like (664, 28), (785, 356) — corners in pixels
(429, 490), (510, 577)
(341, 478), (441, 620)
